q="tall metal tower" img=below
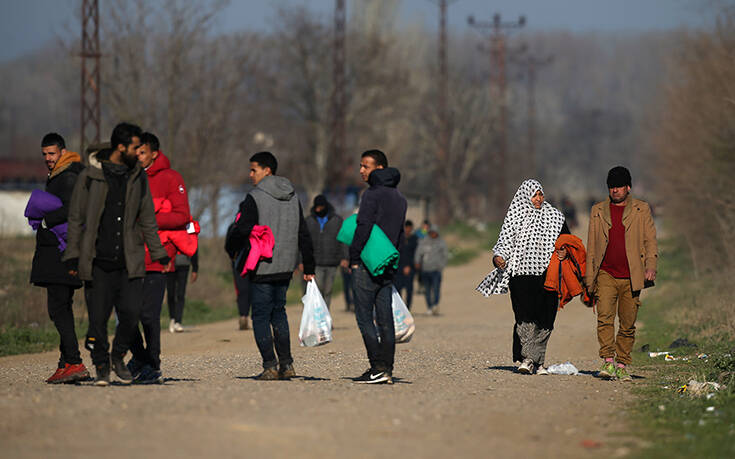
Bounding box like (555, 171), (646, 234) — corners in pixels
(330, 0), (347, 185)
(468, 13), (525, 210)
(80, 0), (101, 154)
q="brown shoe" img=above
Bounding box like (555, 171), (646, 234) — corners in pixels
(255, 367), (279, 381)
(239, 316), (250, 330)
(278, 364), (296, 380)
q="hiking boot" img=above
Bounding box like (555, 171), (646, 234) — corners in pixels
(169, 318), (176, 334)
(518, 359), (535, 375)
(255, 367), (279, 381)
(111, 355), (133, 384)
(60, 363), (90, 383)
(615, 366), (632, 382)
(598, 361), (617, 380)
(354, 369), (393, 384)
(134, 364), (164, 384)
(278, 364), (296, 380)
(239, 316), (250, 331)
(46, 365), (68, 384)
(94, 363), (111, 387)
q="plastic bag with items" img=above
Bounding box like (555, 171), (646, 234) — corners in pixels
(392, 286), (415, 343)
(298, 280), (333, 347)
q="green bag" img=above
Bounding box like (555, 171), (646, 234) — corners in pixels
(337, 214), (399, 276)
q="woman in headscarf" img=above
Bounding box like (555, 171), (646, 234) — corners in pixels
(477, 179), (569, 375)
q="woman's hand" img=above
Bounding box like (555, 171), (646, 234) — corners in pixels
(556, 247), (568, 261)
(492, 255), (506, 269)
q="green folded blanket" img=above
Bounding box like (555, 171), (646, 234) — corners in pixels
(337, 214), (399, 276)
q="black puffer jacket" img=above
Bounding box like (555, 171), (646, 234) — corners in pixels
(305, 205), (348, 267)
(30, 160), (85, 287)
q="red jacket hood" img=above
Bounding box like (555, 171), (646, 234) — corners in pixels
(146, 151), (171, 177)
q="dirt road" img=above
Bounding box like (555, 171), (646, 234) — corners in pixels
(0, 255), (637, 458)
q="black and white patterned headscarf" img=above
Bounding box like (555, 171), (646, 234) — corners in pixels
(477, 179), (565, 296)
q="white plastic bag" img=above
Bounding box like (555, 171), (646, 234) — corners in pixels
(546, 362), (579, 375)
(392, 286), (415, 343)
(298, 280), (333, 347)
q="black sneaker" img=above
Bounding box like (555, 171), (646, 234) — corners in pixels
(94, 363), (110, 387)
(127, 359), (145, 380)
(111, 354), (133, 384)
(278, 364), (296, 380)
(255, 367), (279, 381)
(354, 369), (393, 384)
(133, 364), (164, 384)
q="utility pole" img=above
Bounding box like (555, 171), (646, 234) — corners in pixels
(330, 0), (347, 186)
(468, 13), (525, 212)
(80, 0), (101, 154)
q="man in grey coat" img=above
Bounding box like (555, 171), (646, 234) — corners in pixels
(414, 225), (449, 315)
(303, 195), (348, 309)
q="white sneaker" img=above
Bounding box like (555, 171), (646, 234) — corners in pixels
(518, 359), (534, 375)
(173, 322), (184, 333)
(536, 366), (549, 375)
(168, 319), (176, 334)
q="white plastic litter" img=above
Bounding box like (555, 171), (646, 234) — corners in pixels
(649, 351), (670, 357)
(392, 286), (415, 343)
(546, 362), (579, 375)
(298, 280), (333, 347)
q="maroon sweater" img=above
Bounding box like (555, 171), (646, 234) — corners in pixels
(600, 203), (630, 278)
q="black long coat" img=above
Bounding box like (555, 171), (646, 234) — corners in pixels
(30, 161), (84, 288)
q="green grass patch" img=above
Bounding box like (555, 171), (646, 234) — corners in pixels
(442, 220), (501, 266)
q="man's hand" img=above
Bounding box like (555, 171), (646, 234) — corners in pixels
(68, 270), (78, 277)
(403, 265), (411, 276)
(556, 247), (568, 261)
(340, 259), (349, 269)
(645, 269), (656, 281)
(303, 274), (315, 281)
(493, 255), (506, 269)
(161, 259), (174, 273)
(191, 271), (198, 283)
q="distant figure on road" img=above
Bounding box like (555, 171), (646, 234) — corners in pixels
(229, 152), (315, 380)
(586, 166), (657, 381)
(414, 225), (448, 315)
(29, 133), (89, 384)
(477, 179), (569, 375)
(349, 149), (407, 385)
(303, 194), (348, 309)
(64, 123), (170, 386)
(393, 219), (418, 310)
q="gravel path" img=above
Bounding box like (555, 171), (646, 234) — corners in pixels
(0, 255), (637, 458)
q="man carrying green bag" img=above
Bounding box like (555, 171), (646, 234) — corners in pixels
(347, 150), (407, 385)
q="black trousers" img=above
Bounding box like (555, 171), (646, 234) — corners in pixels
(130, 272), (167, 370)
(232, 262), (251, 317)
(84, 266), (143, 367)
(509, 274), (558, 364)
(46, 284), (82, 367)
(166, 266), (189, 323)
(353, 265), (395, 372)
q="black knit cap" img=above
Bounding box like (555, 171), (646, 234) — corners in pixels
(606, 166), (632, 188)
(313, 194), (328, 207)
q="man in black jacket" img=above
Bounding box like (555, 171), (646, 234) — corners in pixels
(31, 133), (89, 384)
(350, 150), (407, 384)
(229, 152), (315, 380)
(303, 195), (348, 309)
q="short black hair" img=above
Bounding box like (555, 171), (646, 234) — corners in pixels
(110, 122), (143, 150)
(41, 132), (65, 150)
(361, 149), (388, 168)
(250, 151), (278, 174)
(405, 219), (414, 227)
(141, 132), (160, 151)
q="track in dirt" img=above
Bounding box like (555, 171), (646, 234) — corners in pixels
(0, 255), (637, 458)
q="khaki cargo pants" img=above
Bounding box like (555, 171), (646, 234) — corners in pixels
(595, 270), (641, 365)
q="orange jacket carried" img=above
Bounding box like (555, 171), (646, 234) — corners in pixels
(544, 234), (594, 309)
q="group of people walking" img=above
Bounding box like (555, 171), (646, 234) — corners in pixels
(30, 121), (656, 386)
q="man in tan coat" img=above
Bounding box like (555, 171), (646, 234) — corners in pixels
(585, 166), (657, 381)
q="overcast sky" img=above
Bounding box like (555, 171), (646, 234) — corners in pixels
(0, 0), (713, 62)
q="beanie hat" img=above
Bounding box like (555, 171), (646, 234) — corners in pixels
(606, 166), (632, 188)
(313, 195), (328, 208)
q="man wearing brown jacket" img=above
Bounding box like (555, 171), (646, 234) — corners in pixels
(585, 166), (657, 381)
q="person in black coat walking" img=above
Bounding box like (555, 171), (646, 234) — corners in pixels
(393, 219), (418, 310)
(30, 133), (89, 384)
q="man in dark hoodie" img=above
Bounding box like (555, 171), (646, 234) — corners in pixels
(30, 133), (89, 384)
(303, 194), (348, 309)
(350, 149), (407, 384)
(64, 122), (169, 386)
(229, 151), (315, 380)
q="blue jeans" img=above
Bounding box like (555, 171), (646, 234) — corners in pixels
(250, 280), (292, 369)
(422, 271), (442, 309)
(352, 265), (395, 372)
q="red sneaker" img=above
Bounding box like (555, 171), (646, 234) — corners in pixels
(46, 365), (69, 384)
(61, 363), (91, 383)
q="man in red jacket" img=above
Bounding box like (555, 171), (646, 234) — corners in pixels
(128, 132), (191, 383)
